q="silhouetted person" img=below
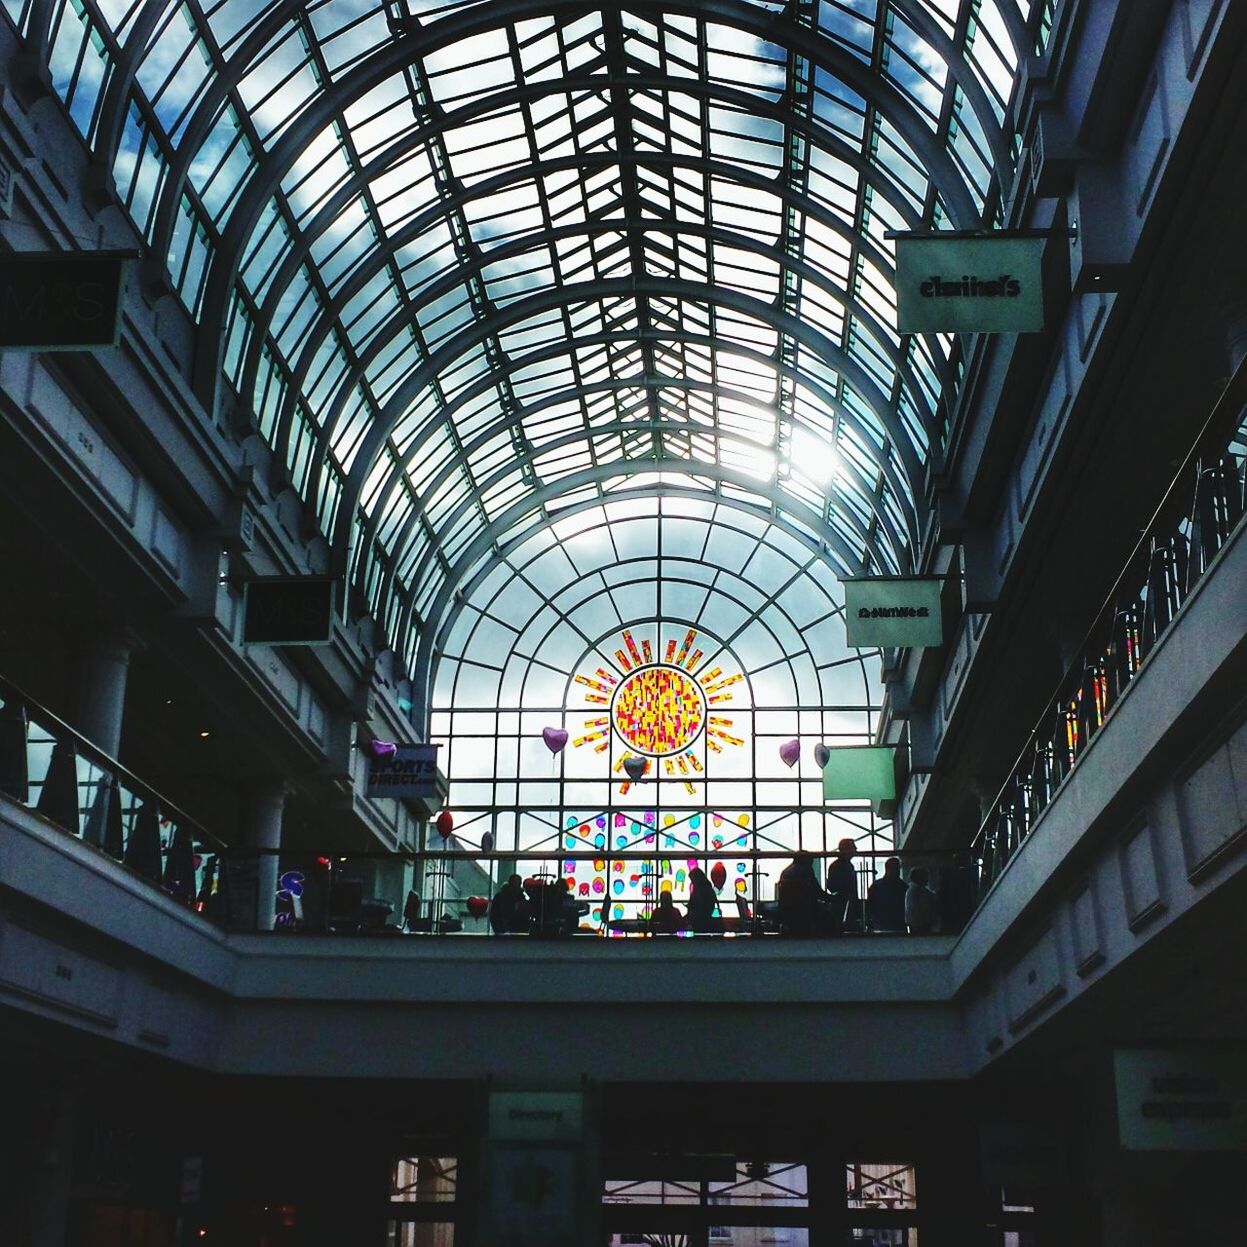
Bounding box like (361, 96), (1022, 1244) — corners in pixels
(650, 891), (685, 935)
(824, 838), (858, 933)
(687, 867), (720, 933)
(489, 874), (528, 935)
(905, 866), (938, 934)
(866, 857), (907, 932)
(532, 878), (583, 935)
(777, 853), (825, 937)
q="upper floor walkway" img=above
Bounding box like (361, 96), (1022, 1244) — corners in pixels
(3, 490), (1244, 1083)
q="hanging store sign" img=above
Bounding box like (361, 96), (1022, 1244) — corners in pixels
(242, 576), (337, 645)
(488, 1091), (584, 1142)
(979, 1121), (1067, 1186)
(483, 1089), (594, 1247)
(1114, 1047), (1247, 1150)
(843, 576), (943, 649)
(0, 251), (133, 348)
(364, 743), (445, 800)
(894, 234), (1045, 334)
(822, 746), (896, 802)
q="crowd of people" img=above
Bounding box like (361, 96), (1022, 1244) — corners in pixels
(484, 844), (972, 937)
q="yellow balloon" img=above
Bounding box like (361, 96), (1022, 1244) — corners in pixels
(660, 880), (673, 894)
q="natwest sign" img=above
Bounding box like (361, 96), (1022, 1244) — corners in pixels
(842, 576), (944, 649)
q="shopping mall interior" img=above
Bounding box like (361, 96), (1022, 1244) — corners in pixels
(1, 0), (1246, 1244)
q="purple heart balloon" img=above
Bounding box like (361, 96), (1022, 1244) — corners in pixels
(623, 755), (647, 781)
(779, 738), (801, 768)
(813, 743), (831, 769)
(542, 726), (569, 754)
(367, 739), (397, 760)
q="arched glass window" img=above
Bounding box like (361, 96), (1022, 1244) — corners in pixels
(430, 494), (892, 916)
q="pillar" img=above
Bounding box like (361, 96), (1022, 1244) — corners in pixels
(1220, 288), (1247, 375)
(245, 779), (287, 931)
(25, 1079), (77, 1247)
(67, 628), (138, 758)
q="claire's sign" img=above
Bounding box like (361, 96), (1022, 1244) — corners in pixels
(365, 744), (443, 799)
(895, 234), (1045, 333)
(843, 577), (943, 649)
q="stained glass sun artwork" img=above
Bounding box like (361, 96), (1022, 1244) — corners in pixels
(571, 628), (745, 793)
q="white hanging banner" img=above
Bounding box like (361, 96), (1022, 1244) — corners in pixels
(843, 577), (943, 649)
(894, 234), (1045, 333)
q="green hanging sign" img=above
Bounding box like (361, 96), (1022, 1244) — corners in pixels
(822, 746), (896, 802)
(843, 577), (943, 649)
(894, 234), (1045, 334)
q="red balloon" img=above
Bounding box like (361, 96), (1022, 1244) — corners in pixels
(465, 896), (488, 919)
(710, 862), (727, 891)
(435, 810), (454, 838)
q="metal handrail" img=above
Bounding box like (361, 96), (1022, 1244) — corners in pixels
(0, 672), (228, 911)
(203, 845), (973, 938)
(968, 358), (1247, 893)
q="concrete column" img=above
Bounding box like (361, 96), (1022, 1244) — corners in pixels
(67, 628), (138, 758)
(245, 779), (287, 931)
(26, 1080), (76, 1247)
(1221, 290), (1247, 375)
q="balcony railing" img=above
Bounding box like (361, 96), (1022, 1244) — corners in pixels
(0, 672), (966, 940)
(971, 365), (1247, 893)
(194, 846), (972, 939)
(0, 675), (225, 909)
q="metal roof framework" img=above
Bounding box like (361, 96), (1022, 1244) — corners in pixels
(20, 0), (1045, 708)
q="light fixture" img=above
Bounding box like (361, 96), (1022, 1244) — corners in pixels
(198, 730), (211, 738)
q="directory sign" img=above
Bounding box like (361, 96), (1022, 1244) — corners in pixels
(1115, 1047), (1247, 1150)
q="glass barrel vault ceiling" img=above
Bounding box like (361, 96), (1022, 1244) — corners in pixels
(23, 0), (1047, 696)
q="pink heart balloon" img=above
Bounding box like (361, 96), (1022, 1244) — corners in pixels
(623, 755), (647, 781)
(779, 739), (801, 768)
(367, 739), (397, 760)
(542, 727), (569, 753)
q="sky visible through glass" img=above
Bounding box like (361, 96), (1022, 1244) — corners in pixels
(14, 0), (1047, 898)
